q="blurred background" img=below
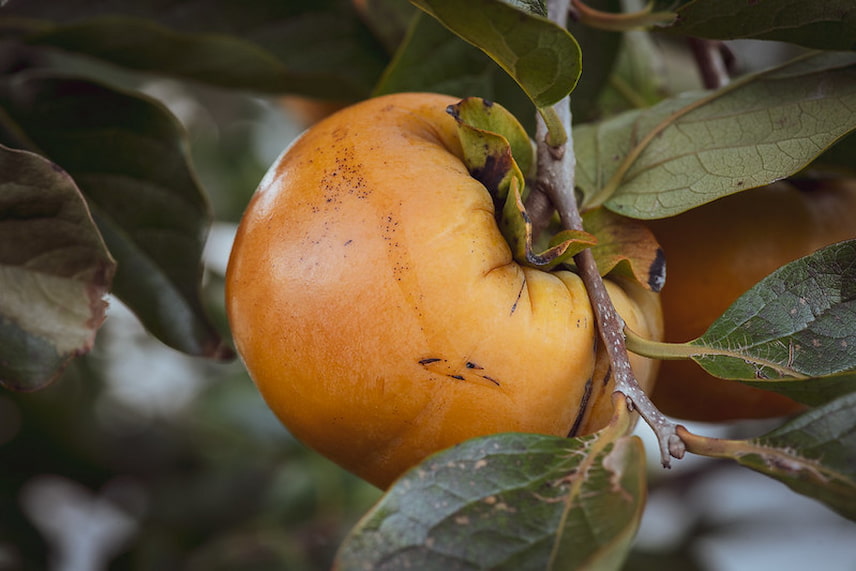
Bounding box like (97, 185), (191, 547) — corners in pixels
(1, 46), (855, 571)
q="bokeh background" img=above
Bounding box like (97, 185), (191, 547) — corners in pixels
(1, 44), (855, 571)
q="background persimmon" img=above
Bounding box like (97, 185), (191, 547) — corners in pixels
(646, 180), (856, 421)
(226, 92), (664, 489)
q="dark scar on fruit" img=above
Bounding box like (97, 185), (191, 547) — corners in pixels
(568, 376), (594, 437)
(648, 248), (666, 292)
(418, 357), (501, 386)
(600, 365), (612, 387)
(510, 278), (526, 316)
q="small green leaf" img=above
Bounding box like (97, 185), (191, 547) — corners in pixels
(688, 240), (856, 401)
(412, 0), (582, 108)
(2, 0), (386, 99)
(336, 415), (646, 569)
(0, 73), (232, 360)
(576, 51), (856, 219)
(667, 0), (856, 51)
(0, 145), (115, 391)
(448, 96), (535, 182)
(501, 179), (598, 270)
(682, 392), (856, 521)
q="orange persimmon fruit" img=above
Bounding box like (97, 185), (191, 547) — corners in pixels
(226, 93), (664, 488)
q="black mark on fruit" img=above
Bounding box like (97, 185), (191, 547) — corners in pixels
(568, 377), (594, 437)
(648, 248), (667, 292)
(419, 357), (501, 387)
(600, 366), (612, 387)
(510, 278), (526, 316)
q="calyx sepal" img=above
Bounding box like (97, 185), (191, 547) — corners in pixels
(449, 97), (596, 270)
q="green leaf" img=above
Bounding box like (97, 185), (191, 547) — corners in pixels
(667, 0), (856, 51)
(688, 240), (856, 402)
(373, 11), (534, 131)
(595, 28), (672, 117)
(575, 51), (856, 219)
(0, 145), (115, 391)
(566, 0), (625, 122)
(1, 0), (387, 99)
(448, 97), (535, 181)
(411, 0), (582, 108)
(682, 392), (856, 521)
(336, 425), (646, 569)
(0, 73), (232, 359)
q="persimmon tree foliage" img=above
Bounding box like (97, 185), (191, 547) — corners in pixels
(1, 0), (855, 569)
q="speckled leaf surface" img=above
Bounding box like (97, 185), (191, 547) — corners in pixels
(575, 51), (856, 219)
(688, 240), (856, 403)
(336, 412), (646, 570)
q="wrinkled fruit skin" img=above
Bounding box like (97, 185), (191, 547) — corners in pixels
(647, 180), (856, 422)
(226, 93), (663, 489)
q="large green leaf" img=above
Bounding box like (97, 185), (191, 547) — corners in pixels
(0, 72), (231, 359)
(682, 392), (856, 521)
(411, 0), (582, 109)
(0, 0), (387, 99)
(575, 51), (856, 219)
(667, 0), (856, 51)
(336, 426), (646, 571)
(0, 145), (115, 390)
(687, 240), (856, 404)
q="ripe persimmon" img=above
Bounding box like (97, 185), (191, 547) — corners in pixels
(226, 93), (663, 489)
(646, 180), (856, 421)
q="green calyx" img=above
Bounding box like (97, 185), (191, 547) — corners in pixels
(448, 97), (595, 271)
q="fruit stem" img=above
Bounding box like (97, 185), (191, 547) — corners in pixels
(540, 0), (686, 468)
(623, 328), (703, 360)
(675, 425), (759, 459)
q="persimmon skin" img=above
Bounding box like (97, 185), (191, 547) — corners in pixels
(647, 181), (856, 422)
(226, 93), (663, 489)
